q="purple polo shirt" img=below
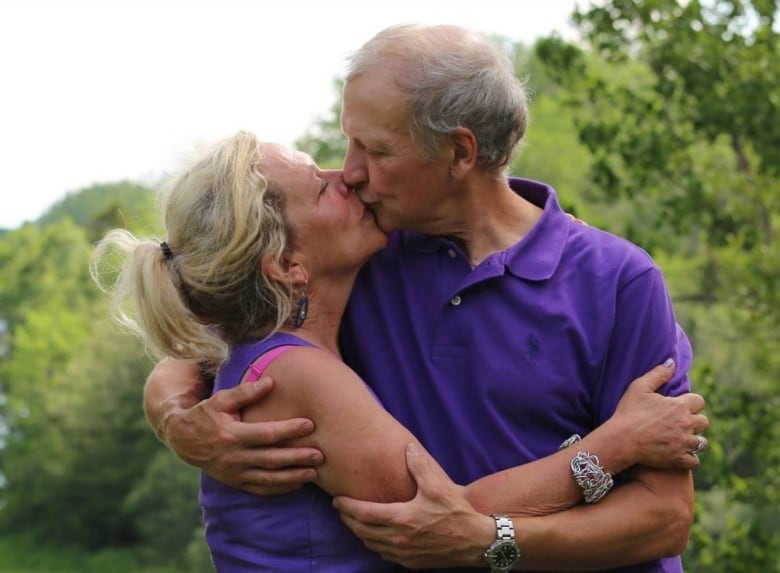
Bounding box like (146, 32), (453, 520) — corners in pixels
(201, 333), (402, 572)
(340, 178), (692, 573)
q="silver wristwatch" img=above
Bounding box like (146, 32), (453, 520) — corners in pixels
(483, 515), (520, 572)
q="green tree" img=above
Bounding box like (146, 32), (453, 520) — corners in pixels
(534, 1), (780, 569)
(39, 180), (156, 233)
(124, 449), (204, 564)
(295, 78), (347, 167)
(0, 184), (191, 562)
(0, 219), (96, 331)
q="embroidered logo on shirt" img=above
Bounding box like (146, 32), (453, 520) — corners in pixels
(526, 334), (541, 360)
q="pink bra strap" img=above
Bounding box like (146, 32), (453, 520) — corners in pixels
(245, 345), (298, 382)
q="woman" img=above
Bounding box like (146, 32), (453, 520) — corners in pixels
(92, 131), (700, 572)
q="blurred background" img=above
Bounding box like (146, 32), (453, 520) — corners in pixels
(1, 0), (778, 571)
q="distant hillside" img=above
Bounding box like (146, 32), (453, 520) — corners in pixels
(38, 180), (157, 233)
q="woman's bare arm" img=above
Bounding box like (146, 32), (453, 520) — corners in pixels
(241, 347), (418, 502)
(144, 357), (324, 495)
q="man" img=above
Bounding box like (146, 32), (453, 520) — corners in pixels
(144, 24), (707, 571)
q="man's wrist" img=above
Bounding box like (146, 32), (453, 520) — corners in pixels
(150, 383), (206, 447)
(153, 403), (184, 447)
(483, 514), (521, 571)
(476, 514), (499, 565)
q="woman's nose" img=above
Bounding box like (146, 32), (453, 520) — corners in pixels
(320, 170), (350, 197)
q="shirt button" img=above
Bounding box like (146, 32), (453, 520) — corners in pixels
(447, 249), (457, 259)
(450, 295), (462, 306)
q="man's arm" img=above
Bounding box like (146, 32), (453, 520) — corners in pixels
(333, 364), (704, 570)
(336, 449), (692, 571)
(144, 357), (324, 496)
(513, 468), (692, 571)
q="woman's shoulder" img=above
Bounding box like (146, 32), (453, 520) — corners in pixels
(264, 344), (353, 383)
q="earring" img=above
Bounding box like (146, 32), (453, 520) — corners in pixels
(293, 284), (309, 328)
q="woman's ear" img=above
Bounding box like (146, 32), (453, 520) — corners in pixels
(261, 253), (308, 286)
(287, 262), (308, 286)
(260, 255), (288, 282)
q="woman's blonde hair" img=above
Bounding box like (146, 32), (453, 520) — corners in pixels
(90, 131), (293, 370)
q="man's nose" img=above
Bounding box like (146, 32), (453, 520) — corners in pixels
(342, 146), (367, 188)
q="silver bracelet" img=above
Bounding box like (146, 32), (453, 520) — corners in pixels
(570, 451), (614, 503)
(559, 433), (582, 450)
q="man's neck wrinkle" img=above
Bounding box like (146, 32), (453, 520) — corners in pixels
(447, 188), (541, 266)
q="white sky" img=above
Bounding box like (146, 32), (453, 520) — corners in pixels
(0, 0), (584, 229)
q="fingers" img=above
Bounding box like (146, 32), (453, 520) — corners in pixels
(678, 392), (706, 414)
(230, 415), (318, 449)
(240, 467), (319, 496)
(230, 439), (324, 469)
(210, 376), (276, 413)
(626, 359), (676, 395)
(405, 442), (446, 487)
(566, 212), (588, 226)
(676, 452), (701, 471)
(205, 448), (321, 496)
(337, 513), (394, 556)
(692, 413), (709, 435)
(333, 496), (399, 526)
(689, 434), (708, 455)
(674, 434), (708, 470)
(679, 434), (708, 470)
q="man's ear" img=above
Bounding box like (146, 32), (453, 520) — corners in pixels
(448, 127), (478, 179)
(261, 253), (308, 286)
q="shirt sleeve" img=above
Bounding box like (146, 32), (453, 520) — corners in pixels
(595, 265), (693, 425)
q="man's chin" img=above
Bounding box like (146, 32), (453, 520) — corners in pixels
(376, 221), (400, 234)
(372, 212), (402, 234)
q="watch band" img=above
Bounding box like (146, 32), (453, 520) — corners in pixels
(484, 514), (520, 572)
(494, 515), (515, 541)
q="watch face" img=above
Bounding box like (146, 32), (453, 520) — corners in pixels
(488, 540), (519, 568)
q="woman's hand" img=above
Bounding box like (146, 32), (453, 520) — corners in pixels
(610, 360), (709, 471)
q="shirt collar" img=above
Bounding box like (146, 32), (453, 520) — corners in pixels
(397, 177), (569, 281)
(503, 177), (568, 281)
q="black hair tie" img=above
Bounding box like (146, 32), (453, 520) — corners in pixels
(160, 241), (174, 260)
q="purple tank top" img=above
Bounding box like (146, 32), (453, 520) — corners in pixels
(199, 332), (402, 572)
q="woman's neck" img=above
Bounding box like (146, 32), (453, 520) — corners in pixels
(280, 273), (357, 357)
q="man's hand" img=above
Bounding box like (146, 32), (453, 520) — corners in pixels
(162, 377), (324, 496)
(334, 443), (493, 569)
(612, 360), (709, 471)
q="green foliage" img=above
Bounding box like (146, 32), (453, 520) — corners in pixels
(534, 1), (780, 569)
(0, 320), (159, 547)
(0, 220), (95, 332)
(0, 531), (184, 573)
(0, 181), (188, 565)
(39, 181), (157, 235)
(123, 449), (204, 563)
(509, 68), (594, 218)
(294, 78), (347, 168)
(573, 0), (780, 175)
